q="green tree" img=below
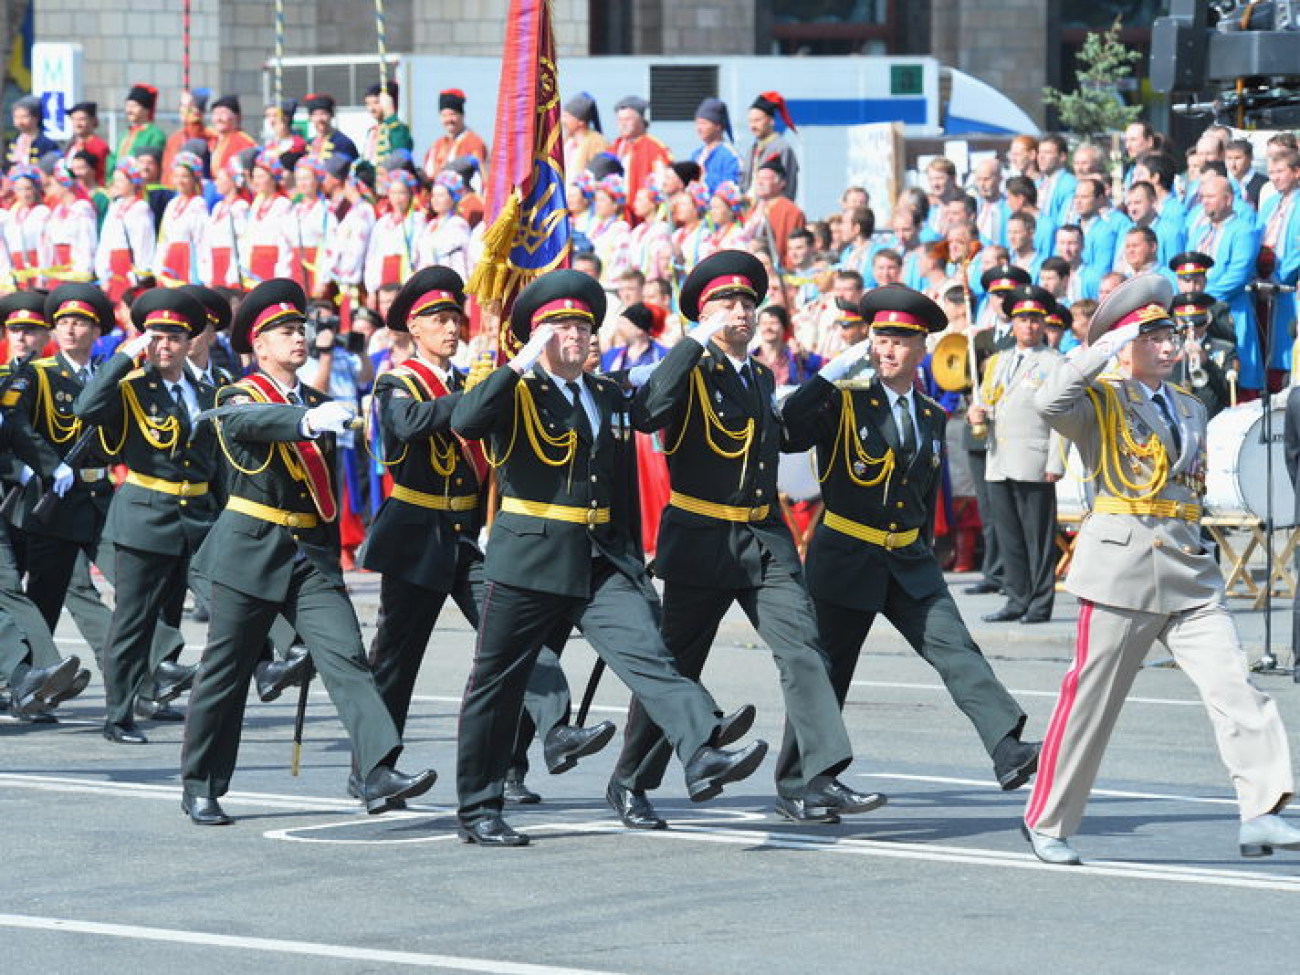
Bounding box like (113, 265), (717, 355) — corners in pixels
(1043, 17), (1142, 138)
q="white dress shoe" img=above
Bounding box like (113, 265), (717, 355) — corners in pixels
(1021, 823), (1082, 865)
(1239, 814), (1300, 857)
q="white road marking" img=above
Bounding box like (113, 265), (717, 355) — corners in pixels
(5, 773), (1296, 892)
(860, 772), (1240, 807)
(0, 913), (623, 974)
(852, 679), (1205, 707)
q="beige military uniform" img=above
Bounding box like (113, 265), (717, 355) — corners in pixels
(1024, 341), (1294, 838)
(982, 344), (1064, 619)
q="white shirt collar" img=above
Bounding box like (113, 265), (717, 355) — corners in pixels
(414, 352), (452, 384)
(881, 383), (914, 411)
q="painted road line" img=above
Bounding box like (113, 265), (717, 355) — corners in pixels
(0, 913), (624, 975)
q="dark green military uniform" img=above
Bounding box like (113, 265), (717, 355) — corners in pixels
(450, 270), (725, 829)
(9, 287), (117, 638)
(781, 285), (1029, 786)
(181, 281), (402, 803)
(612, 251), (852, 802)
(360, 267), (572, 764)
(0, 322), (66, 691)
(74, 288), (219, 731)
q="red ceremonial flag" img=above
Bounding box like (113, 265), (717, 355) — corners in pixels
(467, 0), (572, 358)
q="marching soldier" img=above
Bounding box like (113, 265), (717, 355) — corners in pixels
(360, 266), (607, 803)
(968, 284), (1064, 624)
(1023, 273), (1300, 864)
(0, 291), (85, 718)
(180, 278), (435, 826)
(74, 289), (219, 743)
(781, 284), (1039, 805)
(609, 250), (869, 826)
(450, 268), (767, 846)
(176, 283), (313, 702)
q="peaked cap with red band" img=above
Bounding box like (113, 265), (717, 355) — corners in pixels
(1168, 251), (1214, 277)
(860, 284), (947, 335)
(231, 278), (308, 355)
(1001, 284), (1055, 320)
(1087, 272), (1175, 346)
(1169, 291), (1216, 320)
(131, 287), (206, 336)
(678, 249), (768, 323)
(509, 269), (607, 344)
(45, 284), (114, 334)
(387, 265), (466, 333)
(0, 291), (49, 330)
(180, 284), (233, 333)
(979, 263), (1031, 295)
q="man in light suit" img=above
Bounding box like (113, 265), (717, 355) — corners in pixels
(1187, 175), (1263, 391)
(1259, 148), (1299, 374)
(1023, 273), (1300, 865)
(970, 285), (1064, 624)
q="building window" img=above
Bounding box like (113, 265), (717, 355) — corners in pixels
(767, 0), (896, 55)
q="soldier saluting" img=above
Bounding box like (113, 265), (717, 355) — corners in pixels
(1023, 273), (1300, 865)
(781, 284), (1039, 796)
(450, 268), (767, 847)
(609, 250), (871, 827)
(74, 288), (219, 744)
(180, 278), (435, 826)
(360, 266), (604, 805)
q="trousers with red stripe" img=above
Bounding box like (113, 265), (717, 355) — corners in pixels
(1024, 597), (1294, 839)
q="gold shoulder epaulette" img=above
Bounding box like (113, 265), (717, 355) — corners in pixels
(124, 367), (148, 382)
(32, 356), (58, 369)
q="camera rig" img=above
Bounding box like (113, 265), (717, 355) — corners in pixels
(1152, 1), (1300, 127)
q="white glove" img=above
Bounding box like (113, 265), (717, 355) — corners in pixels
(1093, 320), (1141, 358)
(819, 338), (872, 382)
(17, 464), (33, 486)
(302, 401), (356, 436)
(119, 329), (156, 358)
(52, 462), (75, 497)
(625, 363), (659, 388)
(509, 323), (555, 375)
(685, 312), (728, 348)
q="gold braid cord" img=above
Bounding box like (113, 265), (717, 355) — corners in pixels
(819, 389), (895, 488)
(661, 368), (754, 490)
(1085, 383), (1169, 501)
(370, 374), (457, 475)
(483, 380), (577, 486)
(981, 352), (1005, 407)
(33, 366), (82, 444)
(98, 383), (181, 456)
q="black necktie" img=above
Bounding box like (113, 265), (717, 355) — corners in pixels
(1152, 391), (1182, 454)
(170, 383), (187, 416)
(566, 380), (590, 437)
(286, 389), (302, 406)
(896, 395), (917, 463)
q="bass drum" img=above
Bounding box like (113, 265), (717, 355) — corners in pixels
(775, 385), (822, 502)
(1204, 401), (1297, 528)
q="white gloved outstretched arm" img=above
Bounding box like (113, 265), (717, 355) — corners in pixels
(302, 400), (356, 437)
(685, 312), (728, 349)
(818, 337), (871, 383)
(508, 323), (556, 376)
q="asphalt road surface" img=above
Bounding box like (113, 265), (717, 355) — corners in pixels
(4, 571), (1300, 974)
